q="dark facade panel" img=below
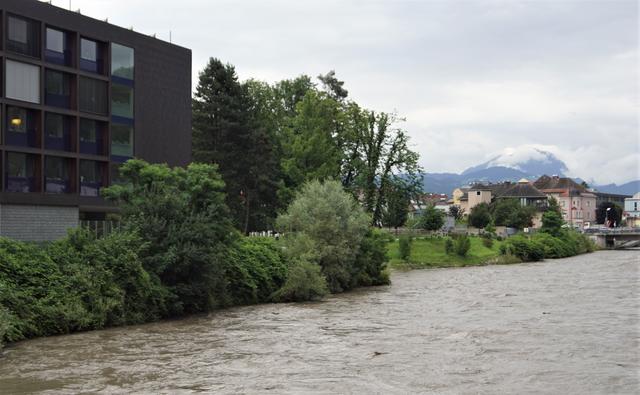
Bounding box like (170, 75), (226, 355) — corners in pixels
(0, 0), (192, 211)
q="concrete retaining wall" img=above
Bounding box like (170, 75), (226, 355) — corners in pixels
(0, 204), (79, 242)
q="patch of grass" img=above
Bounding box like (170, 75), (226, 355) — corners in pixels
(387, 236), (506, 269)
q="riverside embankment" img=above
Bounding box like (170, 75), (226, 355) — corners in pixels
(0, 250), (637, 394)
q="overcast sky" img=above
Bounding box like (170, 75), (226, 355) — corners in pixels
(50, 0), (639, 184)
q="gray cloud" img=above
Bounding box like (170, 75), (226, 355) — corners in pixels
(53, 0), (639, 184)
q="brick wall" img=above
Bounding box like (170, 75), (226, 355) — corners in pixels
(0, 204), (79, 242)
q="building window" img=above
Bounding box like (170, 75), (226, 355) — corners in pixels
(45, 156), (70, 194)
(110, 163), (126, 185)
(79, 119), (106, 156)
(111, 84), (134, 119)
(6, 107), (38, 148)
(45, 113), (72, 151)
(586, 201), (590, 207)
(476, 191), (481, 196)
(7, 107), (27, 134)
(45, 70), (72, 108)
(45, 27), (72, 66)
(7, 15), (40, 58)
(46, 28), (64, 53)
(111, 124), (134, 158)
(6, 60), (40, 104)
(5, 153), (37, 193)
(80, 160), (104, 197)
(111, 43), (134, 81)
(79, 77), (108, 115)
(81, 38), (97, 61)
(80, 38), (103, 73)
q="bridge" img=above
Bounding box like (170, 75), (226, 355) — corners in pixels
(585, 228), (640, 249)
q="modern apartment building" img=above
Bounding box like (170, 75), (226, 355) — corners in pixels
(0, 0), (192, 241)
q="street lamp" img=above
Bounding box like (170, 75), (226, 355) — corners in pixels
(606, 207), (612, 228)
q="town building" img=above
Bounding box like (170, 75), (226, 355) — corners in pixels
(0, 0), (192, 241)
(533, 175), (596, 228)
(594, 191), (630, 209)
(623, 193), (640, 228)
(455, 179), (548, 228)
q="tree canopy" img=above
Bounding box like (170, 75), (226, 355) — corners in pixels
(193, 62), (423, 232)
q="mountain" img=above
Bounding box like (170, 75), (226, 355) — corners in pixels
(421, 147), (638, 196)
(461, 147), (568, 177)
(592, 181), (640, 196)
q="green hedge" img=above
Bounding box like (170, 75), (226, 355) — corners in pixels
(500, 231), (595, 262)
(225, 237), (288, 305)
(0, 230), (290, 347)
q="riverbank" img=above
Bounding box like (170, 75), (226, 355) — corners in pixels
(387, 236), (509, 269)
(387, 231), (596, 269)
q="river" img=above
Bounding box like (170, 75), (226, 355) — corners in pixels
(0, 250), (638, 394)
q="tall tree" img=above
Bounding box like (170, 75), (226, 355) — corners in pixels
(419, 205), (445, 232)
(469, 203), (492, 229)
(318, 70), (348, 101)
(279, 90), (343, 205)
(381, 180), (411, 233)
(342, 110), (422, 225)
(541, 198), (564, 236)
(193, 58), (280, 233)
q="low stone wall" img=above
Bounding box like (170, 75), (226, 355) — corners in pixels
(0, 204), (79, 242)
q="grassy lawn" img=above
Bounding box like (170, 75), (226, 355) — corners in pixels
(387, 236), (505, 269)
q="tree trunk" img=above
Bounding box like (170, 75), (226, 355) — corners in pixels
(243, 191), (251, 235)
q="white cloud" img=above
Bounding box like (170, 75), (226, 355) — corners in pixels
(46, 0), (639, 184)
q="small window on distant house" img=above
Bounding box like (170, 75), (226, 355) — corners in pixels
(476, 191), (481, 196)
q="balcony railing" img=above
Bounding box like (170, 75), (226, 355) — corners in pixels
(6, 130), (38, 148)
(45, 49), (73, 66)
(6, 176), (36, 193)
(80, 181), (101, 197)
(45, 178), (71, 194)
(80, 140), (104, 156)
(45, 134), (72, 151)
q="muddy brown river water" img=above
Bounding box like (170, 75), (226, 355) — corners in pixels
(0, 250), (638, 394)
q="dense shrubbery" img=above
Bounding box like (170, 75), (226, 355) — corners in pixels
(1, 168), (394, 347)
(500, 231), (594, 262)
(399, 235), (412, 261)
(444, 238), (454, 254)
(225, 237), (289, 305)
(276, 180), (390, 297)
(454, 234), (471, 257)
(0, 230), (160, 346)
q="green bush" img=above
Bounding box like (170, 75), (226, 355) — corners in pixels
(454, 235), (471, 257)
(503, 235), (545, 261)
(444, 238), (454, 255)
(351, 229), (391, 287)
(482, 237), (494, 249)
(103, 159), (236, 316)
(0, 229), (161, 346)
(399, 235), (412, 261)
(225, 237), (288, 305)
(276, 180), (382, 294)
(270, 260), (328, 302)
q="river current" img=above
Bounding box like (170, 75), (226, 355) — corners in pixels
(0, 250), (638, 394)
